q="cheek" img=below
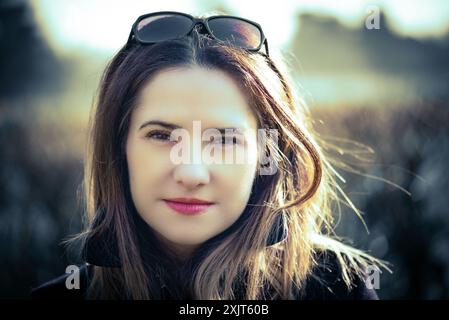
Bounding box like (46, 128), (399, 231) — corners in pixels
(219, 165), (255, 225)
(216, 162), (257, 211)
(222, 142), (258, 194)
(126, 140), (171, 198)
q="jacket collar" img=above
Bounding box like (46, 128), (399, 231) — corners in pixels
(83, 208), (288, 268)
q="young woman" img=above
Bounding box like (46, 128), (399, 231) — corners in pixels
(31, 11), (387, 300)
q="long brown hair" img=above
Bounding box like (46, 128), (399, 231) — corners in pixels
(76, 18), (387, 299)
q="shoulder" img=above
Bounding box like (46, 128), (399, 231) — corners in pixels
(30, 264), (92, 299)
(299, 250), (379, 300)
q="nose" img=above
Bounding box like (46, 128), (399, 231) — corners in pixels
(173, 163), (211, 189)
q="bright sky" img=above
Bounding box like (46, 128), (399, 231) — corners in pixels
(31, 0), (449, 54)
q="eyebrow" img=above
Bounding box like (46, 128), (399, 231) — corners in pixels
(138, 120), (247, 135)
(139, 120), (181, 131)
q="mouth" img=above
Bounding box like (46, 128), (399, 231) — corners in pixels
(162, 198), (215, 216)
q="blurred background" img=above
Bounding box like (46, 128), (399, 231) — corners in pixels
(1, 0), (448, 299)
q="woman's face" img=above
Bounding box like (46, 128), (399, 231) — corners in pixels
(126, 66), (259, 256)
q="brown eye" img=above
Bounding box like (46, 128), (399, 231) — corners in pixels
(146, 130), (171, 141)
(208, 135), (241, 146)
(222, 135), (242, 145)
(223, 136), (237, 145)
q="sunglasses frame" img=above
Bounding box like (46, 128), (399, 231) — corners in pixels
(126, 11), (269, 56)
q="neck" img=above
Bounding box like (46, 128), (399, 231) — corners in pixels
(153, 232), (198, 261)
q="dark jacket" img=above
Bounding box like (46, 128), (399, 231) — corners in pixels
(30, 210), (379, 300)
(30, 252), (379, 300)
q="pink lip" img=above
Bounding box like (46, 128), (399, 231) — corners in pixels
(163, 199), (214, 216)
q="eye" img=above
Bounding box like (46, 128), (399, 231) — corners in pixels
(145, 130), (172, 142)
(212, 135), (241, 146)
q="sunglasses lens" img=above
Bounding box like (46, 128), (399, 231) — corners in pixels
(207, 18), (262, 50)
(136, 14), (193, 42)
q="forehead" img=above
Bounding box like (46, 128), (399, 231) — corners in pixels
(131, 67), (257, 129)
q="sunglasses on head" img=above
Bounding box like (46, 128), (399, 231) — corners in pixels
(125, 11), (269, 56)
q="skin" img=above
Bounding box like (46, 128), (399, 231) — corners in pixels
(126, 66), (259, 258)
